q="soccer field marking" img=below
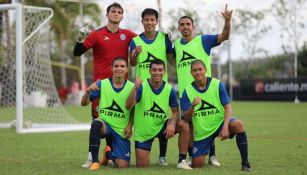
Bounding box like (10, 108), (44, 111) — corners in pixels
(250, 136), (307, 141)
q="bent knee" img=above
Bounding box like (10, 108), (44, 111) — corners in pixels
(230, 119), (245, 133)
(177, 120), (189, 132)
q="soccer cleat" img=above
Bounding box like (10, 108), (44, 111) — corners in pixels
(177, 159), (192, 170)
(241, 162), (252, 171)
(81, 159), (92, 168)
(209, 155), (221, 166)
(89, 162), (100, 171)
(99, 146), (111, 166)
(159, 157), (168, 166)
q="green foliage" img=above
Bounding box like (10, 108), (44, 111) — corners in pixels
(298, 47), (307, 77)
(1, 102), (307, 175)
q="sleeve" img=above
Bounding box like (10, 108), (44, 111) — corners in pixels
(169, 88), (179, 108)
(201, 34), (220, 55)
(135, 84), (143, 103)
(219, 82), (230, 106)
(83, 31), (97, 49)
(165, 35), (173, 54)
(180, 90), (191, 112)
(73, 42), (88, 56)
(89, 81), (101, 101)
(129, 39), (136, 52)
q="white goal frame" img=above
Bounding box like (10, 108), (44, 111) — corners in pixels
(0, 3), (90, 133)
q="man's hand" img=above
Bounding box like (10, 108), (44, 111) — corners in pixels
(159, 27), (175, 43)
(164, 121), (176, 139)
(219, 127), (229, 141)
(134, 77), (143, 89)
(192, 97), (201, 107)
(124, 125), (132, 139)
(86, 80), (100, 92)
(221, 4), (233, 21)
(77, 23), (94, 43)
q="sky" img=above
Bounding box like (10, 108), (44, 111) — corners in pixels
(87, 0), (307, 63)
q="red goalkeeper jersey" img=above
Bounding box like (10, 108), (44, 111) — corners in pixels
(83, 27), (136, 81)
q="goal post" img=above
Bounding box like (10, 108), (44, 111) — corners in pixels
(0, 3), (90, 133)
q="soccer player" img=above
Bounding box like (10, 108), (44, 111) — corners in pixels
(73, 2), (137, 168)
(126, 59), (192, 169)
(129, 8), (173, 166)
(80, 57), (134, 170)
(181, 60), (251, 171)
(174, 4), (233, 166)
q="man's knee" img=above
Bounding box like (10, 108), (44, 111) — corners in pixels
(230, 119), (245, 133)
(177, 120), (189, 133)
(192, 156), (205, 168)
(116, 160), (129, 168)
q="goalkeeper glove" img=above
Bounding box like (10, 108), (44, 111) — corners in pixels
(77, 23), (94, 43)
(159, 27), (175, 43)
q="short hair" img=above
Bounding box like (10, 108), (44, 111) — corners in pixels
(149, 59), (165, 69)
(178, 16), (194, 25)
(191, 60), (206, 70)
(112, 57), (127, 66)
(107, 2), (123, 14)
(141, 8), (159, 20)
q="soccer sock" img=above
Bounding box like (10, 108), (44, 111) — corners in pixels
(89, 120), (103, 163)
(188, 147), (193, 157)
(209, 143), (216, 157)
(178, 154), (187, 163)
(236, 132), (248, 164)
(159, 137), (168, 157)
(87, 152), (92, 160)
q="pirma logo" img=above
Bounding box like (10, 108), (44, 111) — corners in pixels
(139, 52), (161, 69)
(194, 100), (220, 117)
(144, 102), (167, 119)
(100, 100), (125, 118)
(177, 51), (196, 68)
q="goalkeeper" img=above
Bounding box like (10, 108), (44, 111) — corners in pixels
(129, 8), (174, 166)
(81, 57), (134, 171)
(73, 2), (137, 168)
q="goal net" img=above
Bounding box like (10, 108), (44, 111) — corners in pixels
(0, 4), (89, 133)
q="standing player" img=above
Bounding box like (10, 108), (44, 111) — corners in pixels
(126, 60), (191, 169)
(174, 4), (233, 166)
(80, 57), (134, 170)
(129, 8), (173, 166)
(73, 2), (137, 168)
(181, 60), (251, 171)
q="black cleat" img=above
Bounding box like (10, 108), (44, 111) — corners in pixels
(241, 162), (252, 171)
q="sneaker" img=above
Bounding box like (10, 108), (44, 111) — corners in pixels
(159, 157), (168, 166)
(241, 162), (252, 171)
(99, 146), (111, 166)
(187, 157), (192, 166)
(89, 162), (100, 171)
(81, 159), (92, 168)
(177, 159), (192, 170)
(209, 155), (221, 166)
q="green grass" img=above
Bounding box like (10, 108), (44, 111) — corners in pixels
(1, 101), (307, 175)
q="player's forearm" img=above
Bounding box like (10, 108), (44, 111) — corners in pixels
(125, 87), (137, 109)
(73, 42), (88, 56)
(218, 19), (231, 43)
(129, 52), (137, 66)
(167, 53), (176, 68)
(127, 107), (135, 127)
(223, 103), (231, 127)
(81, 91), (91, 106)
(183, 106), (195, 122)
(170, 107), (179, 123)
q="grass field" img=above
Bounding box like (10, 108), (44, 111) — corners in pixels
(1, 101), (307, 175)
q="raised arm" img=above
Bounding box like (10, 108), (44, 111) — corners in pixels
(80, 81), (99, 106)
(217, 4), (233, 43)
(125, 78), (142, 109)
(183, 97), (201, 122)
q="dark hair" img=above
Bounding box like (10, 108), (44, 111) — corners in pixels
(191, 60), (206, 70)
(178, 16), (194, 25)
(141, 8), (159, 20)
(107, 2), (123, 14)
(112, 57), (127, 66)
(149, 59), (165, 69)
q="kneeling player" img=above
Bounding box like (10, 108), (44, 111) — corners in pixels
(81, 58), (134, 170)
